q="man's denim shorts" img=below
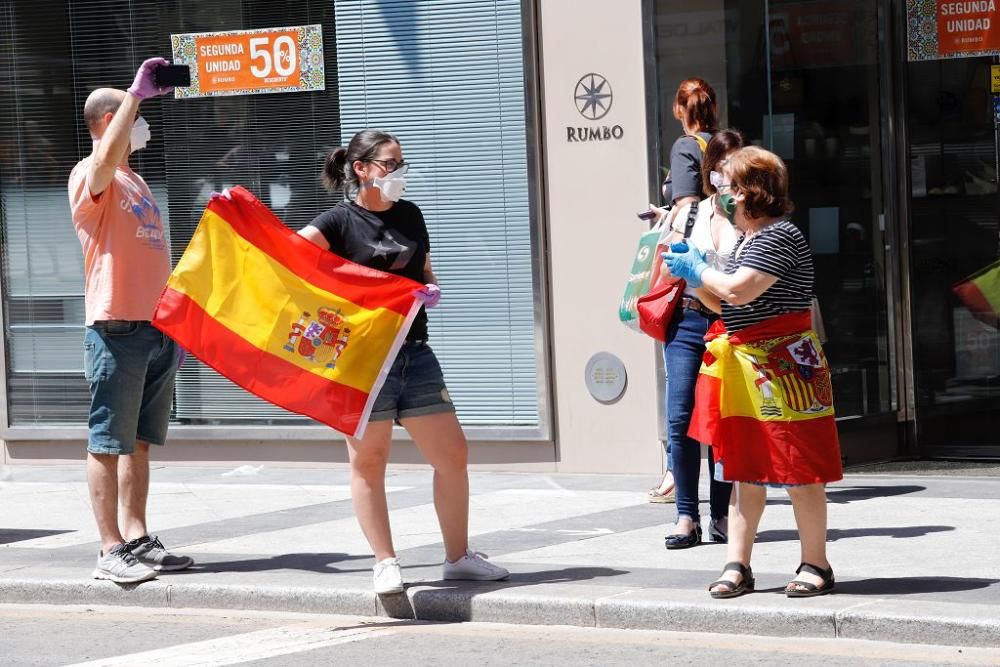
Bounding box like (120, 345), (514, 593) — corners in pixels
(84, 321), (179, 455)
(369, 341), (456, 422)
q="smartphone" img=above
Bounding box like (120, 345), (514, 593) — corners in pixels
(637, 210), (657, 221)
(154, 64), (191, 87)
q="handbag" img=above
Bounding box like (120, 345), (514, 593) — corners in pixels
(636, 201), (699, 343)
(618, 217), (667, 332)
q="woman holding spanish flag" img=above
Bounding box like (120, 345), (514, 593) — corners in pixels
(663, 146), (842, 599)
(298, 129), (509, 595)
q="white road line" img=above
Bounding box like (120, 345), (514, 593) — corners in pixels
(65, 624), (396, 667)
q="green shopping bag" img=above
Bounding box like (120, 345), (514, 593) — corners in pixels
(619, 219), (665, 332)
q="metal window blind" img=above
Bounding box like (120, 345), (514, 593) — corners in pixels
(2, 0), (539, 430)
(334, 0), (539, 426)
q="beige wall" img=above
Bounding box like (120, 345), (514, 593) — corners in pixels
(539, 0), (662, 473)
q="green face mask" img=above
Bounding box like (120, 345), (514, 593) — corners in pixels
(719, 193), (738, 223)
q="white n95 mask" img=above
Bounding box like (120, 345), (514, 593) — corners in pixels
(372, 165), (407, 203)
(130, 116), (151, 153)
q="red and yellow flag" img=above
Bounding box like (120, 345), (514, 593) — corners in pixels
(688, 311), (842, 485)
(152, 186), (422, 438)
(953, 258), (1000, 330)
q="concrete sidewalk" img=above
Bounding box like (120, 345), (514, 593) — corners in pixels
(1, 464), (998, 648)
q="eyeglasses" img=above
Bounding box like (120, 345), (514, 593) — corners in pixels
(367, 158), (408, 173)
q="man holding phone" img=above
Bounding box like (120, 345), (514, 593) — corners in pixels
(68, 57), (193, 583)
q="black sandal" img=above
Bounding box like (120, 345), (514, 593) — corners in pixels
(708, 561), (754, 599)
(785, 562), (835, 598)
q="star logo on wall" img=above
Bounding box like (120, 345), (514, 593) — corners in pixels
(574, 73), (613, 121)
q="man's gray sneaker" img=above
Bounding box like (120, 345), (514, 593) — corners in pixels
(92, 544), (157, 583)
(126, 535), (194, 572)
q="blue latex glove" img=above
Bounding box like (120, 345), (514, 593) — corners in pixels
(662, 245), (709, 288)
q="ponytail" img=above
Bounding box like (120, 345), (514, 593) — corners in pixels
(322, 147), (349, 192)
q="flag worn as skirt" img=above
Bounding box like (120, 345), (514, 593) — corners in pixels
(688, 310), (843, 485)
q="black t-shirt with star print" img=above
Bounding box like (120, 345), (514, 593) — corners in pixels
(308, 199), (430, 340)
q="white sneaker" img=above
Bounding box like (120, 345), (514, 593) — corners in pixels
(442, 550), (510, 581)
(373, 557), (404, 594)
(92, 544), (157, 584)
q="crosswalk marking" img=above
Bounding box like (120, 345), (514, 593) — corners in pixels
(65, 623), (395, 666)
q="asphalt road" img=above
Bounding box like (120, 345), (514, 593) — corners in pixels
(1, 604), (997, 666)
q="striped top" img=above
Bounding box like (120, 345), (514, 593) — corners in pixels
(721, 220), (814, 332)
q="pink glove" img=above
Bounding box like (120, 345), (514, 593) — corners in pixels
(128, 57), (173, 100)
(209, 189), (233, 201)
(413, 284), (441, 308)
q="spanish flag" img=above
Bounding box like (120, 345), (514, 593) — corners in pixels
(152, 186), (422, 438)
(688, 311), (842, 485)
(953, 258), (1000, 330)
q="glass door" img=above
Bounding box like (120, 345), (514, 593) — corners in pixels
(765, 0), (900, 462)
(904, 52), (1000, 457)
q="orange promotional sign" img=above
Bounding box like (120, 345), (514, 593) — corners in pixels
(936, 1), (1000, 55)
(197, 30), (300, 93)
(171, 25), (325, 98)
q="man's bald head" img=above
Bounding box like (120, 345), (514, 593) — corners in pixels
(83, 88), (127, 136)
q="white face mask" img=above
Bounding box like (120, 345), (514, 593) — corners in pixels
(372, 165), (407, 203)
(130, 116), (151, 153)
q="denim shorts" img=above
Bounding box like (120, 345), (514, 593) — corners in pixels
(369, 341), (455, 422)
(84, 321), (179, 455)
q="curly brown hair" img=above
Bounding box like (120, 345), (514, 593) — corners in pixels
(726, 146), (794, 219)
(701, 128), (746, 195)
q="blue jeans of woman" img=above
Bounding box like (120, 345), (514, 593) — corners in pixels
(664, 306), (732, 524)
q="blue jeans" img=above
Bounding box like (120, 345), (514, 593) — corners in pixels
(664, 307), (732, 523)
(84, 321), (179, 455)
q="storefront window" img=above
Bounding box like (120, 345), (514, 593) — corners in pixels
(906, 55), (1000, 454)
(0, 0), (540, 430)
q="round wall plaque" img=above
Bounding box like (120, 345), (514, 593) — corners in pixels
(584, 352), (628, 404)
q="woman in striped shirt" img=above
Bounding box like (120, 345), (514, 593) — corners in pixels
(663, 146), (843, 599)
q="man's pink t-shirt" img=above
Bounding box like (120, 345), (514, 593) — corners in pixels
(68, 158), (172, 324)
